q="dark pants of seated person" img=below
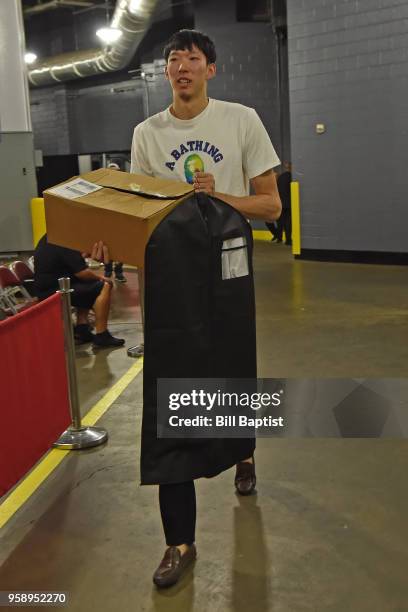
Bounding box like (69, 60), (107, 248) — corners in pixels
(70, 279), (104, 309)
(159, 481), (196, 546)
(36, 278), (104, 308)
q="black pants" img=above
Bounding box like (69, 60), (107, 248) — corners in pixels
(278, 208), (292, 243)
(159, 481), (196, 546)
(104, 261), (123, 275)
(265, 221), (279, 238)
(266, 209), (292, 242)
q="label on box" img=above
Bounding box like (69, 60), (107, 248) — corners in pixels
(47, 178), (103, 199)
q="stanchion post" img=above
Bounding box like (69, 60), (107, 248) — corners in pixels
(58, 277), (81, 430)
(53, 277), (108, 450)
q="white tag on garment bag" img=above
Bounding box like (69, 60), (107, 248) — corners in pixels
(221, 237), (249, 280)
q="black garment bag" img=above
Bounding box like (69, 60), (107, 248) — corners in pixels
(141, 193), (256, 484)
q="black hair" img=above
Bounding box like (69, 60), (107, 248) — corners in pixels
(163, 29), (216, 64)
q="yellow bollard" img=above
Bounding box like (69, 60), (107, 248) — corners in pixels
(290, 182), (301, 255)
(30, 198), (46, 247)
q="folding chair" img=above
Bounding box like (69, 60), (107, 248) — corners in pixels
(0, 266), (38, 316)
(10, 260), (36, 296)
(27, 256), (35, 272)
(10, 260), (34, 282)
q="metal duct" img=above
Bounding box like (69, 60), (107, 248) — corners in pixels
(28, 0), (159, 87)
(24, 1), (96, 17)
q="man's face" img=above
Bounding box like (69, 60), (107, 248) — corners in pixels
(165, 44), (216, 101)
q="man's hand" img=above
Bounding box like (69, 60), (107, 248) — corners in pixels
(90, 241), (110, 263)
(193, 171), (215, 196)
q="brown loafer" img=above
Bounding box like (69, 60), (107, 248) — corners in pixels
(152, 544), (197, 588)
(235, 458), (256, 495)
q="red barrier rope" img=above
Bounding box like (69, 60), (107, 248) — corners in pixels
(0, 293), (71, 497)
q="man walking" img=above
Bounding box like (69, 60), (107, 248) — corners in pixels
(131, 29), (281, 587)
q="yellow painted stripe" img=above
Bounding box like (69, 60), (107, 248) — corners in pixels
(0, 359), (143, 530)
(253, 230), (273, 241)
(0, 451), (70, 531)
(82, 358), (143, 427)
(291, 181), (301, 255)
(253, 230), (288, 242)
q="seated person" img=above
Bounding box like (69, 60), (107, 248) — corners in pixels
(34, 234), (125, 348)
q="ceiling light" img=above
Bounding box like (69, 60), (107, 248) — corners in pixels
(96, 27), (122, 44)
(25, 52), (37, 64)
(128, 0), (142, 15)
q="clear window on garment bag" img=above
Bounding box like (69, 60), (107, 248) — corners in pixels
(221, 236), (249, 280)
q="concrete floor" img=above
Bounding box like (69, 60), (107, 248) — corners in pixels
(1, 242), (407, 611)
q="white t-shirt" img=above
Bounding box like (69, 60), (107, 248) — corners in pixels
(130, 98), (280, 197)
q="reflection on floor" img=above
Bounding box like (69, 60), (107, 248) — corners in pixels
(1, 243), (407, 611)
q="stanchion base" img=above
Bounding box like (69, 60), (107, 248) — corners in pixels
(127, 343), (144, 358)
(53, 426), (108, 450)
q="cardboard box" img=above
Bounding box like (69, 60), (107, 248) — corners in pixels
(44, 168), (194, 267)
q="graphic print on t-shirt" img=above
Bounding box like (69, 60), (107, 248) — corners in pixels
(164, 139), (224, 182)
(184, 154), (204, 183)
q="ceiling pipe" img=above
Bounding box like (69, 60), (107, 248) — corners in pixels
(28, 0), (159, 87)
(24, 0), (96, 16)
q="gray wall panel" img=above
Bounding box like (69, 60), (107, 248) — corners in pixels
(68, 82), (145, 154)
(30, 86), (70, 155)
(0, 133), (37, 251)
(287, 0), (408, 252)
